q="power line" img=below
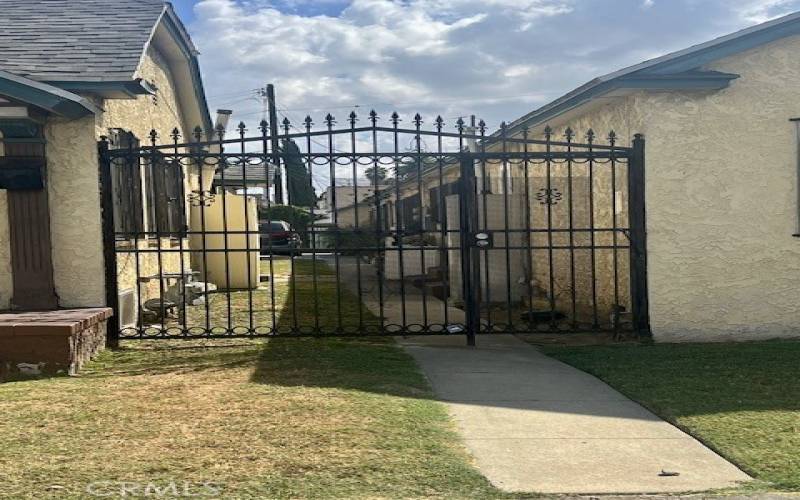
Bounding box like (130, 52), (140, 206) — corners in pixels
(225, 90), (549, 121)
(206, 88), (261, 99)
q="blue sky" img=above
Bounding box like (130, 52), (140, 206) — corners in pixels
(173, 0), (800, 133)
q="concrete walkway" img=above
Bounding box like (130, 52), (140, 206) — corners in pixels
(397, 334), (751, 495)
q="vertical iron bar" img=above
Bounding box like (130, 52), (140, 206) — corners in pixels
(609, 131), (620, 335)
(628, 134), (651, 337)
(215, 126), (233, 334)
(500, 122), (513, 329)
(588, 130), (599, 329)
(544, 127), (557, 330)
(171, 129), (188, 336)
(283, 118), (299, 332)
(260, 121), (278, 334)
(521, 127), (534, 332)
(567, 129), (577, 329)
(305, 116), (320, 332)
(478, 120), (490, 332)
(459, 154), (479, 346)
(129, 139), (144, 338)
(98, 137), (120, 347)
(239, 123), (254, 334)
(349, 112), (364, 331)
(149, 130), (167, 334)
(327, 114), (343, 332)
(437, 116), (449, 329)
(194, 127), (211, 334)
(391, 112), (407, 330)
(370, 111), (386, 332)
(414, 114), (428, 328)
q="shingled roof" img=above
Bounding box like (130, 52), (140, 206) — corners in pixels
(0, 0), (173, 82)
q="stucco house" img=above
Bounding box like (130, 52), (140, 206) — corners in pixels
(0, 0), (213, 371)
(489, 12), (800, 342)
(365, 13), (800, 342)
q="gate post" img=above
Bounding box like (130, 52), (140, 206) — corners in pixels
(459, 154), (480, 346)
(98, 137), (120, 348)
(628, 134), (651, 337)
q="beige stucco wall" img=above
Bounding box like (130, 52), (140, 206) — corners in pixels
(45, 115), (106, 307)
(95, 47), (188, 141)
(40, 45), (192, 309)
(0, 190), (11, 309)
(533, 34), (800, 341)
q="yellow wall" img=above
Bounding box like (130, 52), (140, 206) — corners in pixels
(190, 193), (259, 289)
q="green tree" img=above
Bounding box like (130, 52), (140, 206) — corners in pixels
(282, 139), (316, 207)
(364, 165), (387, 184)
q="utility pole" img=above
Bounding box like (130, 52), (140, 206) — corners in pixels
(266, 84), (284, 204)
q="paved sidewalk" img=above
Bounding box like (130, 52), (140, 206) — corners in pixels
(397, 334), (751, 494)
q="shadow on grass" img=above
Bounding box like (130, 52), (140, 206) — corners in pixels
(82, 340), (265, 378)
(250, 268), (433, 399)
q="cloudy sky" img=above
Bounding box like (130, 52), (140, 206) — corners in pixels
(170, 0), (800, 133)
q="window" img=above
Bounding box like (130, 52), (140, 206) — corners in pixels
(109, 129), (185, 238)
(108, 130), (143, 237)
(144, 151), (185, 237)
(399, 193), (422, 231)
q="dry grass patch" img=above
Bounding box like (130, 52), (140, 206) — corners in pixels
(0, 338), (502, 499)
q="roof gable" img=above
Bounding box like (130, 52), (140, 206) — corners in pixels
(0, 0), (211, 130)
(506, 10), (800, 134)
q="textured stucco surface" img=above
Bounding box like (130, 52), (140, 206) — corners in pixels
(96, 47), (191, 303)
(95, 47), (189, 141)
(45, 115), (106, 307)
(0, 190), (11, 309)
(43, 46), (192, 308)
(525, 34), (800, 341)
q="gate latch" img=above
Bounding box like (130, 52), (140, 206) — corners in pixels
(473, 232), (493, 248)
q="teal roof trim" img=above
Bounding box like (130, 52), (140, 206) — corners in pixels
(43, 80), (153, 97)
(0, 70), (100, 118)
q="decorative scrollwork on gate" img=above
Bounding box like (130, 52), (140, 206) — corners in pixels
(536, 187), (563, 205)
(188, 189), (216, 207)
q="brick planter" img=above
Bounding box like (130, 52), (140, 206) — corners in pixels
(0, 308), (112, 378)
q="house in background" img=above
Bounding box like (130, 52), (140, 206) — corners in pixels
(361, 13), (800, 342)
(325, 182), (388, 227)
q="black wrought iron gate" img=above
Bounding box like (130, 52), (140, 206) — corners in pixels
(98, 112), (649, 345)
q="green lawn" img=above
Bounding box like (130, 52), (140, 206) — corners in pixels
(543, 340), (800, 491)
(0, 255), (504, 499)
(173, 257), (377, 334)
(0, 338), (504, 499)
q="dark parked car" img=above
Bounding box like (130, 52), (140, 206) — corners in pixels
(259, 220), (301, 254)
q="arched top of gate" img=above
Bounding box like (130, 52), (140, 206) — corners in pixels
(103, 109), (633, 155)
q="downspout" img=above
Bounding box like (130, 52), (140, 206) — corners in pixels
(791, 118), (800, 237)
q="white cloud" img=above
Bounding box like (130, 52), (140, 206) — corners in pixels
(735, 0), (800, 22)
(192, 0), (577, 131)
(189, 0), (794, 140)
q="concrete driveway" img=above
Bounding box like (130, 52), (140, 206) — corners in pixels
(398, 334), (751, 495)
